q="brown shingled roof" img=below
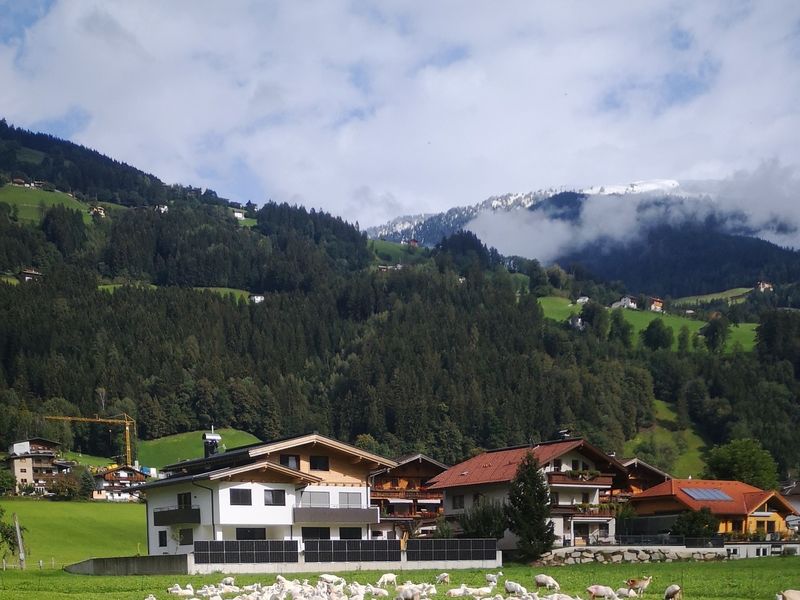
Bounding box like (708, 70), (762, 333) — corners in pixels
(630, 478), (798, 517)
(427, 438), (624, 490)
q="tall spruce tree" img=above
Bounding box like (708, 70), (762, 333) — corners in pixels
(505, 451), (555, 560)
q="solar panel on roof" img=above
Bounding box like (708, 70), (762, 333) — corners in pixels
(682, 487), (732, 501)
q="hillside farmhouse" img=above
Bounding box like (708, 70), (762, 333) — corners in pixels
(611, 296), (638, 310)
(93, 465), (146, 502)
(5, 438), (72, 494)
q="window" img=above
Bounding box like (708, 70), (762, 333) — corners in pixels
(280, 454), (300, 470)
(177, 492), (192, 509)
(304, 491), (330, 507)
(340, 527), (362, 540)
(20, 468), (27, 473)
(230, 488), (252, 506)
(236, 527), (266, 540)
(452, 495), (464, 509)
(158, 530), (167, 547)
(178, 528), (193, 546)
(264, 489), (286, 506)
(310, 455), (330, 471)
(572, 459), (580, 470)
(553, 459), (562, 470)
(302, 527), (330, 540)
(339, 491), (361, 508)
(550, 492), (560, 505)
(582, 492), (590, 504)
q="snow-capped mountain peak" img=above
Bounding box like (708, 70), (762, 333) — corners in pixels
(580, 179), (680, 196)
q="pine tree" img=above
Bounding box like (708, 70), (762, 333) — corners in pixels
(505, 451), (555, 560)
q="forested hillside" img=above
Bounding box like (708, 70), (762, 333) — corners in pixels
(0, 122), (799, 476)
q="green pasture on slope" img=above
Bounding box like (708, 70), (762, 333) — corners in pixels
(0, 184), (91, 224)
(674, 287), (753, 306)
(194, 286), (251, 301)
(623, 399), (707, 478)
(0, 498), (145, 567)
(370, 239), (429, 266)
(537, 296), (756, 352)
(137, 428), (261, 468)
(0, 557), (797, 600)
(61, 450), (115, 468)
(1, 275), (19, 286)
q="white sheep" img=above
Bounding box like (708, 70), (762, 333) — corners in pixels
(447, 585), (468, 597)
(777, 592), (800, 600)
(625, 577), (653, 597)
(535, 575), (561, 592)
(586, 585), (619, 600)
(486, 572), (504, 584)
(466, 582), (496, 597)
(221, 577), (235, 586)
(616, 589), (637, 598)
(368, 585), (390, 598)
(663, 585), (681, 600)
(505, 581), (528, 596)
(320, 574), (345, 586)
(437, 574), (451, 585)
(377, 574), (398, 588)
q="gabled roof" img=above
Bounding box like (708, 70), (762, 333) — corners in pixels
(427, 438), (626, 490)
(94, 465), (146, 478)
(630, 478), (799, 517)
(12, 437), (61, 447)
(371, 453), (449, 477)
(622, 457), (673, 481)
(162, 432), (397, 473)
(132, 458), (321, 491)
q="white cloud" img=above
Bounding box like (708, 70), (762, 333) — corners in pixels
(0, 1), (799, 227)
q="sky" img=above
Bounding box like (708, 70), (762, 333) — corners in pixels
(1, 1), (799, 228)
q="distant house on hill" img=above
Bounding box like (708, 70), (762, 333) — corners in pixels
(756, 281), (774, 293)
(649, 297), (664, 312)
(93, 465), (146, 502)
(17, 268), (43, 283)
(5, 438), (71, 494)
(250, 294), (265, 304)
(233, 209), (245, 220)
(630, 478), (798, 538)
(576, 296), (590, 305)
(611, 296), (637, 310)
(88, 205), (106, 218)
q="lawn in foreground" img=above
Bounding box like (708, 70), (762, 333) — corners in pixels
(0, 557), (796, 600)
(0, 498), (145, 567)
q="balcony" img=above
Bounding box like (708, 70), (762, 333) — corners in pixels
(547, 472), (613, 487)
(293, 504), (380, 524)
(153, 504), (201, 526)
(370, 489), (442, 500)
(550, 504), (617, 518)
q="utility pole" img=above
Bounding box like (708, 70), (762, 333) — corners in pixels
(13, 513), (25, 570)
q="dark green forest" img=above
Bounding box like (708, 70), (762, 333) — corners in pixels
(1, 121), (799, 476)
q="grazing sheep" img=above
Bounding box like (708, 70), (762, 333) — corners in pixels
(447, 585), (468, 597)
(377, 574), (398, 588)
(616, 589), (637, 598)
(663, 585), (682, 600)
(437, 574), (451, 585)
(466, 583), (496, 597)
(145, 595), (157, 600)
(368, 585), (390, 598)
(777, 592), (800, 600)
(586, 585), (620, 600)
(221, 577), (235, 586)
(320, 574), (345, 586)
(505, 581), (528, 596)
(486, 572), (504, 584)
(535, 575), (561, 592)
(626, 577), (653, 597)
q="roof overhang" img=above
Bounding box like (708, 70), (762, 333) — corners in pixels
(208, 459), (321, 484)
(249, 433), (397, 468)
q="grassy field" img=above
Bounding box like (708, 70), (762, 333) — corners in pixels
(98, 282), (158, 293)
(61, 450), (115, 468)
(674, 287), (752, 306)
(194, 286), (251, 301)
(370, 239), (429, 266)
(0, 498), (145, 568)
(137, 428), (261, 468)
(537, 297), (756, 352)
(0, 184), (90, 223)
(0, 557), (797, 599)
(1, 275), (19, 286)
(623, 399), (707, 478)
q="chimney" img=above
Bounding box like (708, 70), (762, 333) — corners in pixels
(202, 426), (222, 458)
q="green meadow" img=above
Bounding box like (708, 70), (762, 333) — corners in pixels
(0, 184), (91, 224)
(674, 287), (753, 306)
(0, 557), (796, 600)
(137, 428), (261, 468)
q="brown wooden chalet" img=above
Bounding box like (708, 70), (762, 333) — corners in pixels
(369, 453), (449, 539)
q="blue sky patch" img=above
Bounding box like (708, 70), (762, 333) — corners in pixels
(32, 106), (91, 140)
(669, 27), (693, 51)
(0, 0), (53, 44)
(659, 56), (720, 108)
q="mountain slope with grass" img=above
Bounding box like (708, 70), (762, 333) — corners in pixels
(137, 428), (261, 468)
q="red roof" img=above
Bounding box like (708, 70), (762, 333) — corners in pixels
(630, 478), (798, 516)
(427, 438), (623, 490)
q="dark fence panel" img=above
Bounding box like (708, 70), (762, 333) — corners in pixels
(304, 539), (401, 563)
(193, 540), (299, 564)
(406, 538), (496, 561)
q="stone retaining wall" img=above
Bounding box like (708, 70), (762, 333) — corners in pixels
(538, 546), (726, 566)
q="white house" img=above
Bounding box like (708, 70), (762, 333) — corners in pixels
(427, 437), (627, 549)
(250, 294), (265, 304)
(576, 296), (590, 305)
(611, 296), (638, 310)
(134, 432), (396, 555)
(233, 209), (245, 220)
(93, 465), (146, 502)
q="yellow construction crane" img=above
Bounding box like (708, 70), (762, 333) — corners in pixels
(44, 413), (136, 466)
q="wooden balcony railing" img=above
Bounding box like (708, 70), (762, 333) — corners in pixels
(547, 472), (613, 487)
(371, 489), (442, 500)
